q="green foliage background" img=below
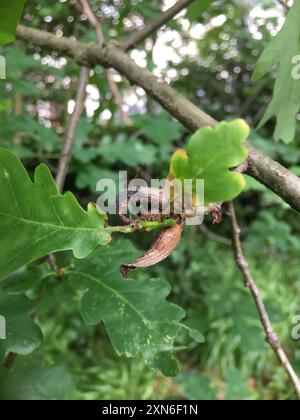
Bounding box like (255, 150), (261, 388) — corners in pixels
(0, 0), (299, 400)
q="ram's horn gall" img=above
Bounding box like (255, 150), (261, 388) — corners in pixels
(120, 222), (184, 278)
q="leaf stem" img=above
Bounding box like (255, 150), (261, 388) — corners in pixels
(107, 218), (176, 234)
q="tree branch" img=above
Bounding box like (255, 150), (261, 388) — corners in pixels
(227, 201), (300, 400)
(15, 25), (300, 213)
(121, 0), (195, 51)
(56, 66), (89, 192)
(246, 144), (300, 212)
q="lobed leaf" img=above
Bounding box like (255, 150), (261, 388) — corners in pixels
(68, 240), (187, 376)
(0, 148), (111, 279)
(169, 119), (249, 204)
(253, 1), (300, 143)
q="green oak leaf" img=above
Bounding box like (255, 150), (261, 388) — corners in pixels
(98, 137), (157, 167)
(68, 240), (186, 376)
(133, 113), (182, 144)
(0, 1), (26, 47)
(169, 119), (249, 204)
(0, 264), (53, 299)
(224, 368), (251, 401)
(0, 359), (76, 400)
(253, 1), (300, 143)
(75, 165), (118, 192)
(0, 291), (43, 363)
(174, 372), (217, 400)
(153, 352), (179, 377)
(0, 148), (111, 280)
(186, 0), (213, 21)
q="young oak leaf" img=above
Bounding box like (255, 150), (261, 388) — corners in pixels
(169, 119), (249, 204)
(253, 1), (300, 143)
(0, 148), (111, 280)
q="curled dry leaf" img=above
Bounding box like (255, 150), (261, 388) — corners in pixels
(120, 222), (184, 278)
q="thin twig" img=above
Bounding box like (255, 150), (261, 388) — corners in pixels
(239, 81), (268, 118)
(278, 0), (290, 12)
(78, 0), (105, 47)
(56, 66), (89, 192)
(121, 0), (195, 51)
(199, 224), (232, 246)
(47, 254), (59, 274)
(78, 0), (132, 126)
(106, 68), (132, 126)
(227, 201), (300, 400)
